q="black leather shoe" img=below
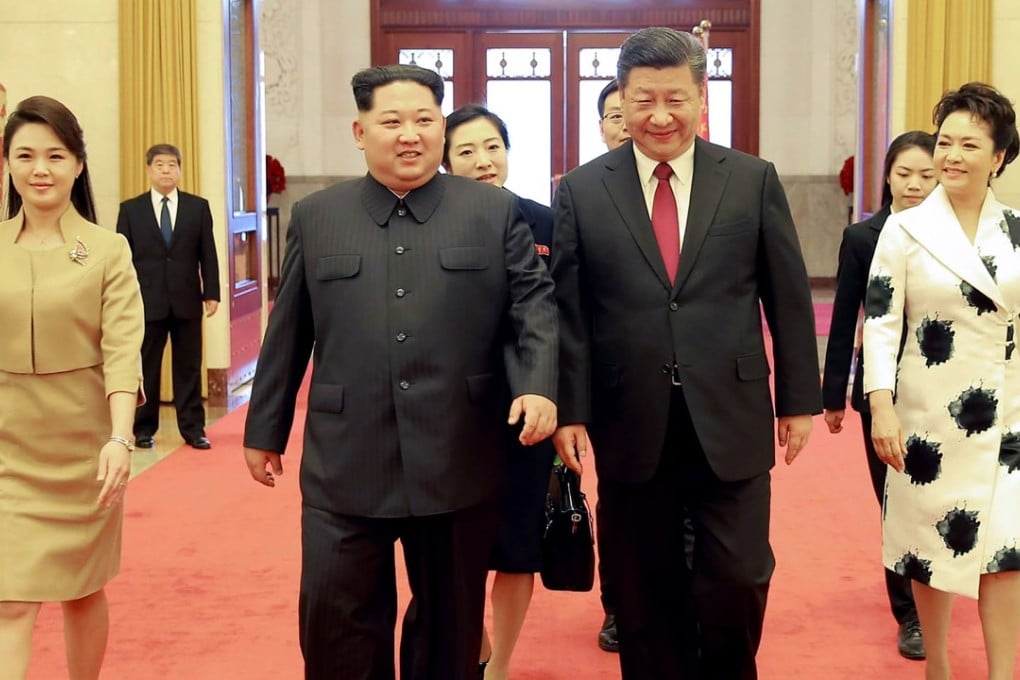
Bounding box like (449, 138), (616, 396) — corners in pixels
(186, 436), (212, 450)
(135, 436), (155, 449)
(598, 614), (619, 653)
(897, 620), (925, 660)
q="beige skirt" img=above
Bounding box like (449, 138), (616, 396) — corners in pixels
(0, 364), (122, 601)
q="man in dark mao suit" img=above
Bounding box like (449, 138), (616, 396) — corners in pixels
(551, 28), (823, 679)
(242, 65), (562, 680)
(116, 144), (220, 450)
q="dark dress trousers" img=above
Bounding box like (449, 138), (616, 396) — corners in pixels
(821, 206), (917, 625)
(551, 138), (822, 679)
(243, 173), (558, 680)
(116, 191), (220, 441)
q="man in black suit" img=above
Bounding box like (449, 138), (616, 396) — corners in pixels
(116, 144), (219, 450)
(242, 65), (562, 680)
(551, 28), (822, 679)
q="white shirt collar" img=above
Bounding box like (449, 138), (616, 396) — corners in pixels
(632, 140), (696, 189)
(151, 187), (179, 205)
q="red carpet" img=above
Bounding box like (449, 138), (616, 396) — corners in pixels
(26, 335), (1018, 678)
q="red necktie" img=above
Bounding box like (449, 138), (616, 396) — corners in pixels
(651, 162), (680, 283)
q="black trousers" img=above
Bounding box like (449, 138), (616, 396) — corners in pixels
(135, 314), (205, 440)
(299, 500), (499, 680)
(599, 388), (773, 680)
(860, 411), (918, 625)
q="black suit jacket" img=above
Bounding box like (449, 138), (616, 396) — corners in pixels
(116, 190), (220, 321)
(516, 196), (553, 264)
(551, 138), (822, 484)
(243, 173), (558, 518)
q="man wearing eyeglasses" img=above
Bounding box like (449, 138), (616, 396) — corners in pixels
(598, 80), (631, 151)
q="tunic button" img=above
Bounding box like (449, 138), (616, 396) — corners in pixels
(399, 379), (410, 390)
(397, 208), (407, 217)
(395, 288), (406, 298)
(394, 246), (405, 254)
(669, 302), (679, 311)
(396, 332), (407, 342)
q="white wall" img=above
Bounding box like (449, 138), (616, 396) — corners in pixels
(0, 1), (120, 225)
(262, 0), (370, 177)
(991, 0), (1020, 208)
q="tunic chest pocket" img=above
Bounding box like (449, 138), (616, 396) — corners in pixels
(317, 254), (361, 280)
(439, 247), (488, 271)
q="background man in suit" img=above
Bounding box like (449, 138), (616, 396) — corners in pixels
(116, 144), (219, 450)
(593, 77), (629, 656)
(241, 65), (562, 680)
(551, 27), (822, 678)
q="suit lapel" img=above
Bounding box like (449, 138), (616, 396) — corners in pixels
(674, 138), (728, 292)
(900, 185), (1006, 311)
(602, 146), (672, 288)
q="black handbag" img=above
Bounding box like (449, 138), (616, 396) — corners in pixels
(540, 464), (595, 592)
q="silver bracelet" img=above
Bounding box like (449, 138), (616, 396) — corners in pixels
(107, 435), (135, 452)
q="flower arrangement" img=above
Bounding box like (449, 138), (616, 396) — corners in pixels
(266, 154), (286, 198)
(839, 155), (854, 196)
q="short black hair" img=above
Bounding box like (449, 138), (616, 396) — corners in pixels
(350, 65), (444, 112)
(597, 80), (620, 118)
(442, 104), (510, 168)
(881, 130), (936, 207)
(932, 82), (1019, 178)
(616, 27), (706, 91)
(146, 143), (182, 165)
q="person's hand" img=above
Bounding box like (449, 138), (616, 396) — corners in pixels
(824, 409), (845, 434)
(508, 394), (557, 445)
(778, 414), (813, 465)
(97, 440), (132, 507)
(870, 407), (906, 473)
(552, 424), (587, 475)
(204, 300), (219, 317)
(245, 447), (283, 487)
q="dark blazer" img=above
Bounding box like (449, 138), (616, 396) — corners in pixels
(551, 138), (822, 484)
(243, 173), (558, 518)
(516, 196), (553, 263)
(822, 206), (890, 414)
(116, 190), (220, 321)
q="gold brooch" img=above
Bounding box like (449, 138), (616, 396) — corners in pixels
(68, 236), (89, 265)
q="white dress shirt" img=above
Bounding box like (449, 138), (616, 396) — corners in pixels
(150, 188), (180, 231)
(632, 141), (695, 250)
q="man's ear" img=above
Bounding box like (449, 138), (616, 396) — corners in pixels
(352, 119), (366, 150)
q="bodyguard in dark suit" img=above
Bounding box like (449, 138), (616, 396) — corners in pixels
(242, 65), (560, 680)
(116, 144), (219, 450)
(822, 130), (936, 661)
(550, 28), (822, 678)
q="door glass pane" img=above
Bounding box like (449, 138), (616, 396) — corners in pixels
(486, 48), (552, 78)
(578, 48), (621, 79)
(707, 80), (732, 148)
(399, 49), (454, 115)
(578, 79), (613, 166)
(487, 80), (552, 205)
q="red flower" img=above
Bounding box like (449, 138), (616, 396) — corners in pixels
(266, 154), (287, 196)
(839, 155), (854, 196)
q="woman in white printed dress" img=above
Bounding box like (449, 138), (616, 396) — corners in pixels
(865, 82), (1020, 680)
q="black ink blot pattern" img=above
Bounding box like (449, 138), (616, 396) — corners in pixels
(915, 316), (954, 367)
(904, 435), (943, 485)
(960, 281), (997, 315)
(1003, 210), (1020, 250)
(936, 507), (980, 557)
(1000, 432), (1020, 473)
(947, 387), (997, 436)
(865, 275), (894, 319)
(980, 254), (998, 281)
(987, 546), (1020, 573)
(894, 552), (933, 584)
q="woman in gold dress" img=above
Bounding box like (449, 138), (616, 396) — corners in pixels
(0, 96), (144, 679)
